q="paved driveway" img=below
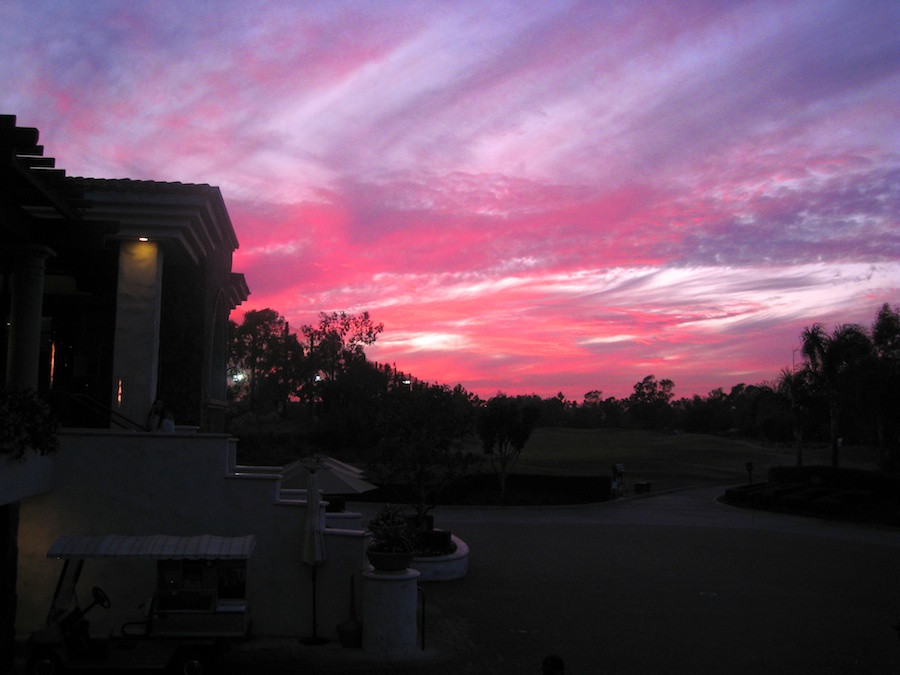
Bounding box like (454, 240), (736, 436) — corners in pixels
(227, 487), (900, 674)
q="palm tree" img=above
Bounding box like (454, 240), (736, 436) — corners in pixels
(799, 322), (873, 466)
(870, 304), (900, 467)
(778, 367), (813, 466)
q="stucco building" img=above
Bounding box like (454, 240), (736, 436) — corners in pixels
(1, 115), (377, 647)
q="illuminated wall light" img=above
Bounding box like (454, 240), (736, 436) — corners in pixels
(138, 236), (149, 242)
(49, 341), (56, 388)
(117, 378), (124, 406)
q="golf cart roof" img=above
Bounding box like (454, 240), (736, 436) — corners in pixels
(47, 534), (256, 560)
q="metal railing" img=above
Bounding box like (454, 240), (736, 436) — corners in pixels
(50, 390), (148, 431)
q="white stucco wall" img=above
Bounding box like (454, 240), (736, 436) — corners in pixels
(111, 240), (164, 423)
(0, 452), (52, 505)
(17, 429), (370, 639)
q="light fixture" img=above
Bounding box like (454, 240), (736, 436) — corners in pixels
(138, 236), (149, 242)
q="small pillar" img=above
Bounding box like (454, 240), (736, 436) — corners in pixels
(362, 568), (420, 657)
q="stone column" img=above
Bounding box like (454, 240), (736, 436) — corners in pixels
(362, 568), (421, 657)
(5, 245), (53, 390)
(110, 240), (163, 427)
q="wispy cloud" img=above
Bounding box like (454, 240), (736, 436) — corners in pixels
(3, 0), (897, 398)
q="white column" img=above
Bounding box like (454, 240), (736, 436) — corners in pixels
(362, 568), (420, 657)
(5, 245), (53, 390)
(110, 240), (163, 426)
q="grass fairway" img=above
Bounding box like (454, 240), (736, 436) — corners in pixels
(512, 427), (796, 492)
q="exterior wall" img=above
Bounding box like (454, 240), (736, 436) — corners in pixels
(203, 293), (229, 432)
(0, 454), (52, 506)
(17, 430), (370, 639)
(4, 245), (53, 391)
(158, 264), (204, 427)
(202, 252), (234, 417)
(158, 255), (233, 431)
(110, 241), (164, 425)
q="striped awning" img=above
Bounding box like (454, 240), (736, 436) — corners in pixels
(47, 534), (256, 560)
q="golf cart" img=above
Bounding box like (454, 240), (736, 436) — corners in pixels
(26, 534), (256, 674)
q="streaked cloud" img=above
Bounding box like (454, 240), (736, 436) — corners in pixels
(3, 0), (897, 398)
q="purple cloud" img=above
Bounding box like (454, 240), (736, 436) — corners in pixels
(2, 0), (897, 398)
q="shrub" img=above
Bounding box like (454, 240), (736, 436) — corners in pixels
(0, 388), (58, 461)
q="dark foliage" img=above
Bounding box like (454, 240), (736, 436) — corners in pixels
(478, 394), (541, 495)
(348, 473), (613, 507)
(0, 388), (59, 461)
(366, 504), (415, 553)
(369, 381), (479, 526)
(229, 304), (900, 472)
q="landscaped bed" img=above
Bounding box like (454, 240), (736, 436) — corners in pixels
(348, 472), (613, 507)
(720, 465), (900, 527)
(336, 429), (892, 519)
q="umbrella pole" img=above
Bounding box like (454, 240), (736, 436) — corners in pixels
(301, 565), (328, 645)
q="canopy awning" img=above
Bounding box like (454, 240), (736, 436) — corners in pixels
(47, 534), (256, 560)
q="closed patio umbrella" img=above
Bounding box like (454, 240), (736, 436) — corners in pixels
(300, 469), (328, 645)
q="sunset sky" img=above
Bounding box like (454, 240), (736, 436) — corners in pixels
(3, 1), (898, 400)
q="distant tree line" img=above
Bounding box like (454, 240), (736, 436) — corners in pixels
(228, 303), (900, 472)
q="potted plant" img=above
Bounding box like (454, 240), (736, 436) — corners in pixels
(1, 388), (58, 504)
(366, 504), (415, 572)
(0, 388), (58, 462)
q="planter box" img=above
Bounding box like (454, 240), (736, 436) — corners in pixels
(1, 452), (53, 505)
(366, 550), (414, 572)
(414, 529), (453, 556)
(412, 534), (469, 581)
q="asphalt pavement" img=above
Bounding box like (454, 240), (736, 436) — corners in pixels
(20, 487), (897, 673)
(221, 486), (900, 674)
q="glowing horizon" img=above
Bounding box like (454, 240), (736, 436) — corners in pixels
(3, 1), (897, 400)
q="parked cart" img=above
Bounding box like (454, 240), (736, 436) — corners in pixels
(26, 533), (255, 675)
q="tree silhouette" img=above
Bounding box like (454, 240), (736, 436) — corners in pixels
(478, 394), (541, 495)
(627, 375), (675, 431)
(296, 311), (385, 450)
(870, 303), (900, 466)
(799, 322), (873, 466)
(372, 381), (478, 525)
(778, 367), (816, 466)
(229, 309), (306, 417)
(301, 311), (383, 382)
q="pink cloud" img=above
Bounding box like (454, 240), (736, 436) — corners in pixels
(4, 0), (898, 400)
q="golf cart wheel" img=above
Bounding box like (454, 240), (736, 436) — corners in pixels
(26, 650), (64, 675)
(169, 650), (212, 675)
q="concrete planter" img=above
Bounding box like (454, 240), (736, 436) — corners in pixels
(412, 535), (469, 581)
(0, 451), (53, 504)
(413, 528), (452, 555)
(362, 568), (420, 656)
(366, 549), (414, 573)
